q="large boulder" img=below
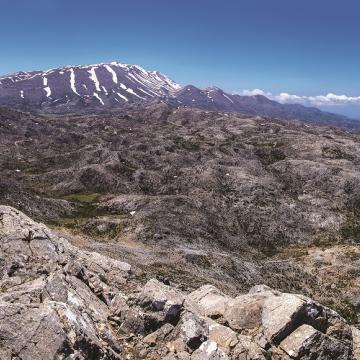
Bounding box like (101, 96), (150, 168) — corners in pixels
(188, 285), (229, 318)
(174, 311), (209, 351)
(186, 283), (356, 359)
(224, 294), (265, 331)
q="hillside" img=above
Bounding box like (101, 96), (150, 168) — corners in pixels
(0, 104), (359, 331)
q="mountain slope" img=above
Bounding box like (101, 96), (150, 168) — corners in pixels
(0, 62), (181, 111)
(0, 61), (359, 132)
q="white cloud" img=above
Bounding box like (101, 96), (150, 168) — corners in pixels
(241, 88), (270, 97)
(238, 89), (360, 107)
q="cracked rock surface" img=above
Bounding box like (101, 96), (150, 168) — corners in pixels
(0, 205), (358, 359)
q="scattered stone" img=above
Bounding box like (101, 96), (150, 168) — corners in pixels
(231, 335), (267, 360)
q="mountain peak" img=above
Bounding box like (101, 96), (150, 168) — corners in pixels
(0, 61), (181, 110)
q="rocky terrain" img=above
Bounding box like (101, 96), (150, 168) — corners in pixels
(0, 102), (359, 334)
(1, 62), (359, 132)
(1, 205), (359, 359)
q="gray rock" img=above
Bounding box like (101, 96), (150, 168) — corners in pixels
(139, 278), (185, 323)
(279, 324), (319, 358)
(280, 324), (353, 359)
(143, 323), (174, 346)
(188, 285), (229, 318)
(178, 311), (209, 351)
(262, 292), (308, 343)
(0, 206), (126, 359)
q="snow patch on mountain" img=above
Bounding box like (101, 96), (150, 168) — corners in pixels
(69, 68), (80, 96)
(44, 87), (51, 98)
(104, 64), (118, 84)
(117, 92), (128, 102)
(88, 67), (101, 92)
(93, 92), (104, 105)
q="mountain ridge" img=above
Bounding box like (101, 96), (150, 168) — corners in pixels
(0, 61), (359, 132)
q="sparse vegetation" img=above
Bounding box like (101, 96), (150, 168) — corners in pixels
(0, 104), (359, 325)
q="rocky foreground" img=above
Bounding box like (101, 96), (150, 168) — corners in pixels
(0, 205), (359, 359)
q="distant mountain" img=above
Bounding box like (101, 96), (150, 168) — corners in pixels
(0, 62), (359, 132)
(0, 62), (181, 111)
(175, 85), (360, 132)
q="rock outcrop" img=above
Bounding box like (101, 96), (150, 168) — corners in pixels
(0, 205), (358, 359)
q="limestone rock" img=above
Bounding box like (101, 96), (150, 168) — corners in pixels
(280, 324), (353, 359)
(144, 323), (175, 346)
(279, 324), (319, 358)
(0, 206), (127, 359)
(224, 294), (265, 331)
(177, 311), (209, 351)
(188, 285), (229, 318)
(139, 278), (185, 324)
(262, 292), (309, 343)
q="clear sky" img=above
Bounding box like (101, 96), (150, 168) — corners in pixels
(1, 0), (359, 117)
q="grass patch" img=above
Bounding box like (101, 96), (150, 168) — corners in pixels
(52, 193), (129, 241)
(54, 192), (109, 227)
(63, 193), (102, 204)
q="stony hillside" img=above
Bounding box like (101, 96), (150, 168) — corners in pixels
(0, 104), (359, 332)
(0, 205), (359, 359)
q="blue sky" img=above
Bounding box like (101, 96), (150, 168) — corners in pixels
(1, 0), (359, 117)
